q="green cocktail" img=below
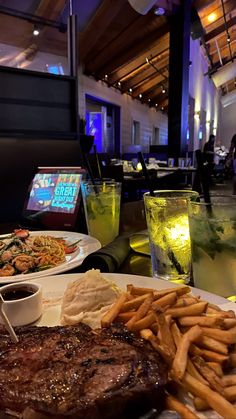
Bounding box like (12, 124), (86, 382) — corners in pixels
(82, 181), (121, 246)
(189, 195), (236, 297)
(144, 190), (198, 283)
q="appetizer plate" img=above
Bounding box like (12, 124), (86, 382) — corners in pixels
(0, 231), (101, 284)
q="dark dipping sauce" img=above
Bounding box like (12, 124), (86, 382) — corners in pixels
(1, 288), (35, 301)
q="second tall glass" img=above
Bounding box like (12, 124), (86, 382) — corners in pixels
(144, 190), (198, 283)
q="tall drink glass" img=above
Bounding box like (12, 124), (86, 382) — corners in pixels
(188, 195), (236, 297)
(144, 190), (199, 283)
(81, 180), (121, 246)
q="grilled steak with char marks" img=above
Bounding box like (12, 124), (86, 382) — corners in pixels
(0, 324), (167, 418)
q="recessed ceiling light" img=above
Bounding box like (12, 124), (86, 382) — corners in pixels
(104, 74), (108, 80)
(118, 81), (121, 87)
(207, 12), (217, 23)
(161, 107), (164, 111)
(139, 93), (142, 98)
(154, 7), (165, 16)
(155, 103), (158, 107)
(129, 88), (133, 93)
(33, 26), (40, 36)
(148, 98), (151, 102)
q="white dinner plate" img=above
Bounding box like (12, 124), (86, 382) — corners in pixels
(35, 273), (235, 419)
(0, 231), (101, 284)
(35, 272), (236, 328)
(4, 273), (235, 419)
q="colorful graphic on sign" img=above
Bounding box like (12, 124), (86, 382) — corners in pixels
(27, 173), (82, 213)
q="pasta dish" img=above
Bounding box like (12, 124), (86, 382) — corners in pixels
(0, 229), (79, 276)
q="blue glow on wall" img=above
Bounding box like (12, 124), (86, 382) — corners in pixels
(86, 112), (103, 152)
(47, 65), (64, 75)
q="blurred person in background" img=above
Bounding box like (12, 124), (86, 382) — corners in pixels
(226, 133), (236, 194)
(203, 134), (216, 184)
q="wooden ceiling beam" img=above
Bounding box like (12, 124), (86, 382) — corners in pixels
(149, 96), (168, 109)
(194, 0), (216, 10)
(83, 5), (156, 69)
(120, 59), (168, 91)
(86, 21), (169, 76)
(108, 36), (169, 83)
(133, 70), (168, 97)
(141, 81), (169, 100)
(79, 0), (127, 62)
(205, 15), (236, 43)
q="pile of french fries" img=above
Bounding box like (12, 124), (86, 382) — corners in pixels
(101, 284), (236, 419)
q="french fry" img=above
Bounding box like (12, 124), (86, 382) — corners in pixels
(150, 322), (158, 334)
(150, 339), (174, 365)
(223, 318), (236, 329)
(120, 293), (151, 312)
(116, 312), (135, 322)
(229, 353), (236, 368)
(178, 316), (223, 328)
(166, 301), (207, 318)
(140, 328), (155, 341)
(194, 385), (236, 411)
(126, 284), (154, 295)
(131, 312), (156, 332)
(101, 293), (128, 327)
(173, 297), (199, 308)
(141, 329), (173, 365)
(155, 311), (176, 360)
(201, 326), (236, 345)
(170, 321), (182, 346)
(207, 310), (236, 319)
(192, 356), (224, 393)
(125, 294), (154, 330)
(187, 358), (209, 385)
(165, 394), (199, 419)
(183, 372), (236, 418)
(153, 285), (191, 298)
(207, 362), (223, 377)
(165, 314), (172, 327)
(223, 375), (236, 387)
(127, 284), (190, 298)
(196, 335), (228, 355)
(208, 303), (222, 312)
(171, 325), (202, 381)
(151, 292), (177, 310)
(192, 347), (229, 363)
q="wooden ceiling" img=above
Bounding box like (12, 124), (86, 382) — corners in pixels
(0, 0), (235, 109)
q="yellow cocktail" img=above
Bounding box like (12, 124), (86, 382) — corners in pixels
(82, 181), (121, 246)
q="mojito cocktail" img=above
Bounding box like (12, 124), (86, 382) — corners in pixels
(82, 181), (121, 246)
(144, 190), (198, 283)
(189, 195), (236, 297)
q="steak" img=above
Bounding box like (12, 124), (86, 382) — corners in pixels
(0, 324), (167, 419)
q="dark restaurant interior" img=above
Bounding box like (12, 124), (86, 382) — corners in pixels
(0, 1), (236, 418)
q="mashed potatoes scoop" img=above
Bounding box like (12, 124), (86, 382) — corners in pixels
(60, 269), (121, 329)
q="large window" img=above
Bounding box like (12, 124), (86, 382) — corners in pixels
(132, 120), (140, 145)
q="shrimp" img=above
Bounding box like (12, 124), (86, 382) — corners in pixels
(1, 250), (13, 263)
(0, 264), (15, 277)
(13, 229), (29, 239)
(12, 255), (35, 273)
